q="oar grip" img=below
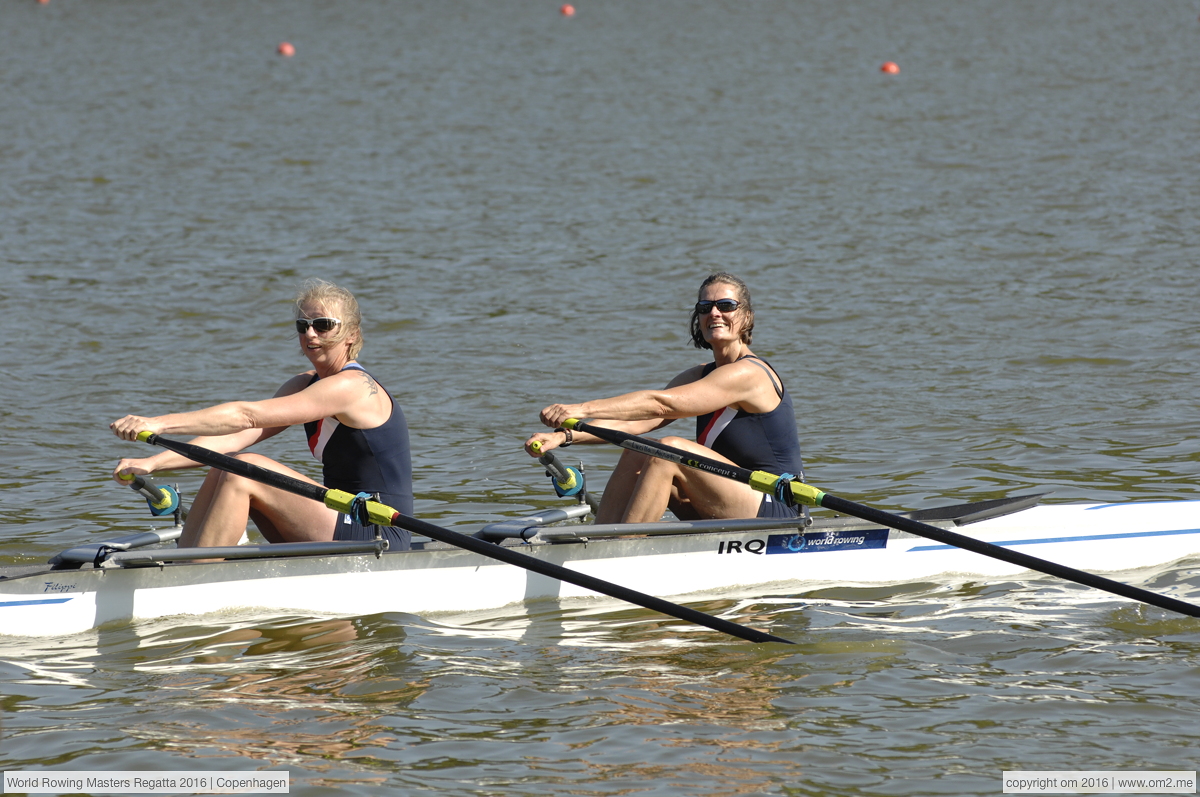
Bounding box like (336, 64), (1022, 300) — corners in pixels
(532, 437), (583, 494)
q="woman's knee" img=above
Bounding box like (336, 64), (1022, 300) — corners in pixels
(614, 449), (649, 471)
(642, 450), (682, 476)
(205, 453), (273, 493)
(229, 454), (282, 490)
(235, 453), (277, 468)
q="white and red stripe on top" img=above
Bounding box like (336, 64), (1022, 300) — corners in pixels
(307, 417), (340, 462)
(697, 406), (738, 449)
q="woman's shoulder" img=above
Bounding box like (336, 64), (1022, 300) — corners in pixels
(275, 370), (318, 397)
(703, 353), (767, 375)
(667, 363), (711, 387)
(730, 354), (784, 396)
(325, 362), (389, 399)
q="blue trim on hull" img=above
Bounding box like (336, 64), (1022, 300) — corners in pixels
(909, 527), (1200, 553)
(0, 597), (74, 607)
(1084, 502), (1191, 510)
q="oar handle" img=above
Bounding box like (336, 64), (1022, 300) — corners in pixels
(531, 442), (601, 514)
(531, 440), (581, 487)
(118, 471), (181, 517)
(118, 470), (165, 501)
(539, 451), (575, 485)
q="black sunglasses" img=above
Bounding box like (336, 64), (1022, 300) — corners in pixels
(695, 299), (740, 314)
(295, 317), (342, 334)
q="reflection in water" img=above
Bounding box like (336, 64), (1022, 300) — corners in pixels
(149, 617), (367, 666)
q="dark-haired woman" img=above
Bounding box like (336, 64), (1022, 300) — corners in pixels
(525, 272), (804, 523)
(110, 279), (414, 549)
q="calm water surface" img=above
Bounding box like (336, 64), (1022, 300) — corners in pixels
(1, 1), (1199, 794)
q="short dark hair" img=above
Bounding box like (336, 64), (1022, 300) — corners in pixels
(689, 272), (754, 350)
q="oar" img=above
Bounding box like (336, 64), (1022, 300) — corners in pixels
(531, 442), (601, 514)
(561, 418), (1200, 619)
(118, 472), (185, 519)
(131, 432), (793, 645)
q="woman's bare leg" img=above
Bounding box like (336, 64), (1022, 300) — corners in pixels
(178, 454), (338, 547)
(621, 437), (763, 523)
(595, 448), (650, 523)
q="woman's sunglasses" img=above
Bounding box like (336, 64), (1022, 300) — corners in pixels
(295, 317), (342, 334)
(695, 299), (740, 314)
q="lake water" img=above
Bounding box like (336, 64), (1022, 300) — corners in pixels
(1, 1), (1198, 794)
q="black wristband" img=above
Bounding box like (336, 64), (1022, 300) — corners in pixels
(554, 427), (573, 447)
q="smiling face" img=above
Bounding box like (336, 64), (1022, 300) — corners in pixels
(689, 273), (754, 350)
(697, 283), (742, 346)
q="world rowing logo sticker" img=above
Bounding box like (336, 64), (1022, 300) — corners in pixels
(717, 529), (888, 555)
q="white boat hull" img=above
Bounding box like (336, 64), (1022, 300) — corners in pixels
(3, 500), (1199, 637)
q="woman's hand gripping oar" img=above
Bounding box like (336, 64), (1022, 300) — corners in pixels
(131, 432), (794, 645)
(560, 418), (1200, 620)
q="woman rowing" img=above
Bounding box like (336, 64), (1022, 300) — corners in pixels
(525, 272), (804, 523)
(110, 279), (414, 549)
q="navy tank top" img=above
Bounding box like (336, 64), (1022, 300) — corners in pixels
(303, 363), (414, 516)
(695, 356), (805, 479)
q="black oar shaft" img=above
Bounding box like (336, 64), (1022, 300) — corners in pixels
(577, 422), (757, 483)
(137, 433), (793, 645)
(389, 511), (791, 643)
(565, 419), (1200, 619)
(819, 494), (1200, 619)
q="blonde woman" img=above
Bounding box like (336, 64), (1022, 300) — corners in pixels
(111, 279), (414, 549)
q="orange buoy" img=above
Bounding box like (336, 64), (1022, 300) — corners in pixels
(277, 42), (296, 57)
(560, 4), (575, 16)
(880, 61), (900, 74)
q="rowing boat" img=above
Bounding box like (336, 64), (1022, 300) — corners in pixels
(3, 484), (1199, 638)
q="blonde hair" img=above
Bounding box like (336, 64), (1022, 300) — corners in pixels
(294, 279), (364, 359)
